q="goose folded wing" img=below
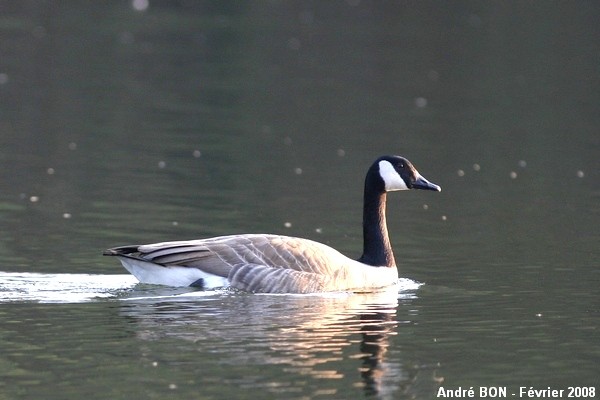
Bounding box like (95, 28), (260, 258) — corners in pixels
(116, 242), (234, 278)
(229, 263), (331, 293)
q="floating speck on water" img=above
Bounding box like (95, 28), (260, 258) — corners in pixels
(192, 150), (201, 158)
(152, 361), (158, 367)
(510, 171), (518, 179)
(284, 222), (292, 228)
(468, 13), (482, 28)
(132, 0), (149, 12)
(518, 160), (527, 168)
(47, 167), (55, 175)
(415, 97), (428, 108)
(288, 37), (301, 50)
(299, 10), (314, 25)
(172, 221), (178, 226)
(315, 228), (322, 234)
(119, 31), (134, 45)
(473, 163), (481, 171)
(0, 73), (8, 85)
(423, 204), (429, 210)
(337, 149), (346, 157)
(32, 25), (46, 39)
(576, 170), (584, 178)
(457, 169), (465, 177)
(30, 196), (39, 203)
(68, 142), (77, 151)
(158, 161), (166, 169)
(441, 215), (447, 221)
(63, 213), (72, 219)
(168, 383), (177, 390)
(294, 167), (303, 175)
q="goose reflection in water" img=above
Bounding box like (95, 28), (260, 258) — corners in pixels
(119, 286), (443, 398)
(357, 310), (443, 398)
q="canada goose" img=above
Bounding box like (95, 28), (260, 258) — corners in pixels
(103, 155), (441, 293)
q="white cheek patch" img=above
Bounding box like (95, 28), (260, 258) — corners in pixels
(379, 160), (409, 191)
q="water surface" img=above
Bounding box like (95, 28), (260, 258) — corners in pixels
(0, 2), (598, 399)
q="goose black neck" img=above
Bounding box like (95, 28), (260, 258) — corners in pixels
(358, 184), (396, 268)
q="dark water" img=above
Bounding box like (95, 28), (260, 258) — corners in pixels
(0, 2), (598, 399)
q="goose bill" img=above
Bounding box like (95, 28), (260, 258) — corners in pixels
(413, 175), (441, 192)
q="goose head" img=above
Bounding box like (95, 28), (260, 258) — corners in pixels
(359, 155), (440, 267)
(373, 155), (441, 193)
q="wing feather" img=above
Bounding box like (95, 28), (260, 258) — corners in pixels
(229, 263), (330, 293)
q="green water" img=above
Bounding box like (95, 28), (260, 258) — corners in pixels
(0, 2), (598, 399)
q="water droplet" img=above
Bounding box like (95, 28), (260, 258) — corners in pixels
(441, 215), (447, 221)
(294, 167), (303, 175)
(132, 0), (149, 11)
(299, 10), (314, 25)
(168, 383), (177, 390)
(423, 204), (429, 210)
(47, 168), (55, 175)
(427, 70), (439, 82)
(119, 31), (134, 45)
(468, 14), (482, 28)
(172, 221), (178, 226)
(32, 26), (46, 39)
(68, 142), (77, 150)
(284, 222), (292, 228)
(192, 150), (201, 158)
(158, 161), (166, 169)
(415, 97), (428, 108)
(287, 37), (301, 50)
(30, 196), (39, 203)
(576, 170), (584, 178)
(63, 213), (72, 219)
(337, 149), (346, 157)
(457, 169), (465, 177)
(472, 163), (481, 171)
(510, 171), (518, 179)
(315, 228), (322, 234)
(518, 160), (527, 168)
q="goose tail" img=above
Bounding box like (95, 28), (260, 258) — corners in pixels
(103, 245), (229, 289)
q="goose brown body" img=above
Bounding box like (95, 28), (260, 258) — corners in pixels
(105, 234), (398, 293)
(104, 155), (441, 293)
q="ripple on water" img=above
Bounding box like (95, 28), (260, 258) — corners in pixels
(0, 272), (137, 303)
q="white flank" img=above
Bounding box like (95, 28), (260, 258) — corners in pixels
(117, 257), (229, 288)
(378, 160), (408, 191)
